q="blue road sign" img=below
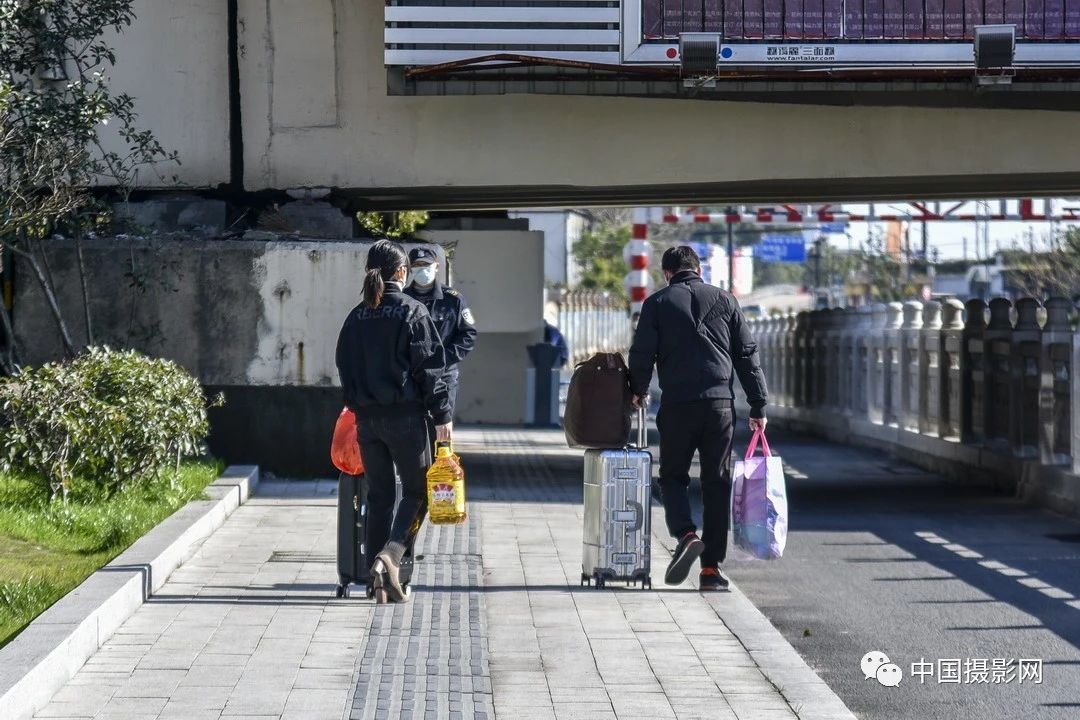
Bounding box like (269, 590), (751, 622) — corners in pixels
(755, 235), (807, 263)
(819, 223), (849, 234)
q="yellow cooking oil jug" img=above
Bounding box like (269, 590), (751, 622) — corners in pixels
(427, 442), (466, 525)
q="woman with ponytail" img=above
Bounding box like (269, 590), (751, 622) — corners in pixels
(336, 239), (452, 603)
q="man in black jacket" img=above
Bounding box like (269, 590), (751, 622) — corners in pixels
(629, 246), (768, 591)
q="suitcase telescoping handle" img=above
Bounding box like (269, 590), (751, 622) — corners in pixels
(633, 405), (648, 450)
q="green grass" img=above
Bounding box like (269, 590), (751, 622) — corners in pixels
(0, 460), (223, 647)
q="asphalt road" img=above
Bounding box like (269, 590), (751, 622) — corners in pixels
(680, 425), (1080, 720)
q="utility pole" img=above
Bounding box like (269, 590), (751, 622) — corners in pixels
(921, 217), (928, 260)
(812, 236), (825, 304)
(903, 223), (912, 283)
(726, 206), (735, 293)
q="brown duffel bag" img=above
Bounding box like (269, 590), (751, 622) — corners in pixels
(564, 353), (633, 449)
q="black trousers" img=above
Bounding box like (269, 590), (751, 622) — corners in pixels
(656, 400), (735, 567)
(356, 412), (432, 570)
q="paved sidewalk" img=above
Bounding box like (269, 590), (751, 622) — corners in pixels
(32, 428), (854, 720)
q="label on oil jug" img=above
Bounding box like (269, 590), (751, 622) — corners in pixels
(431, 483), (456, 504)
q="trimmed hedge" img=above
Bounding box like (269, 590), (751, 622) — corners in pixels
(0, 348), (220, 499)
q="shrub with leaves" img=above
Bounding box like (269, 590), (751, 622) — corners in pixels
(0, 348), (217, 498)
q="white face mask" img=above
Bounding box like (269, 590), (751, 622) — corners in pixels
(411, 265), (438, 287)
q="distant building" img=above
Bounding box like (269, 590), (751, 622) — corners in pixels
(695, 244), (753, 296)
(508, 210), (589, 287)
(931, 273), (971, 298)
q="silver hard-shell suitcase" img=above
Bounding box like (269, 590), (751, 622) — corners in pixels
(581, 408), (652, 589)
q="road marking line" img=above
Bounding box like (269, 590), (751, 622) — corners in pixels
(1039, 587), (1074, 600)
(943, 543), (984, 559)
(917, 531), (1078, 612)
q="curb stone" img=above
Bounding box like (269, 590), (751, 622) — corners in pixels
(0, 465), (259, 720)
(653, 527), (859, 720)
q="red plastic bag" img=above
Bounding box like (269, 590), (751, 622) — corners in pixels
(331, 408), (365, 475)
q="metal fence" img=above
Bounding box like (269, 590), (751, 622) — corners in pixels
(556, 290), (633, 366)
(747, 297), (1080, 476)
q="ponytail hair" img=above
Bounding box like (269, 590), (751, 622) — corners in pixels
(362, 238), (408, 309)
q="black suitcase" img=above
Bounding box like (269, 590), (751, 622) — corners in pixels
(335, 472), (416, 599)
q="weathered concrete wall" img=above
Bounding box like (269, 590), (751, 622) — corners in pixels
(15, 237), (265, 380)
(455, 332), (542, 425)
(205, 385), (340, 477)
(84, 0), (1080, 200)
(420, 228), (546, 424)
(14, 237), (445, 387)
(232, 0), (1080, 200)
(424, 229), (545, 334)
(105, 0), (230, 187)
(14, 233), (544, 470)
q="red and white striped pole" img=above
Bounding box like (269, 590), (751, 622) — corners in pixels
(626, 208), (652, 315)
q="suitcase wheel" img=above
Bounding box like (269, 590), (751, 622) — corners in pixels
(334, 584), (347, 599)
(643, 576), (652, 590)
(580, 573), (591, 587)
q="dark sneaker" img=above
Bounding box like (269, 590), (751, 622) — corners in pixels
(665, 532), (705, 585)
(699, 567), (730, 592)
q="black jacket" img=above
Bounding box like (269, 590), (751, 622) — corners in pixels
(336, 285), (452, 426)
(404, 281), (477, 373)
(629, 271), (768, 418)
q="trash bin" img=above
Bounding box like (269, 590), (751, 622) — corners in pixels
(526, 343), (562, 428)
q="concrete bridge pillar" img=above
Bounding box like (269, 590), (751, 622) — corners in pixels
(1074, 318), (1080, 476)
(812, 310), (828, 408)
(1039, 297), (1073, 467)
(783, 313), (797, 408)
(939, 299), (966, 441)
(795, 312), (811, 408)
(867, 304), (888, 425)
(962, 299), (990, 445)
(769, 315), (783, 406)
(756, 316), (769, 399)
(1012, 298), (1043, 458)
(884, 303), (905, 427)
(986, 298), (1015, 452)
(834, 308), (851, 412)
(901, 301), (924, 431)
(853, 306), (873, 415)
(918, 300), (943, 437)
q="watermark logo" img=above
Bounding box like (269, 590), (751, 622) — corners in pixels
(876, 663), (904, 687)
(861, 651), (903, 686)
(910, 658), (1043, 685)
(862, 652), (1043, 687)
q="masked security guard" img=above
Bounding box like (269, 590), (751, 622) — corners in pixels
(404, 246), (478, 415)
